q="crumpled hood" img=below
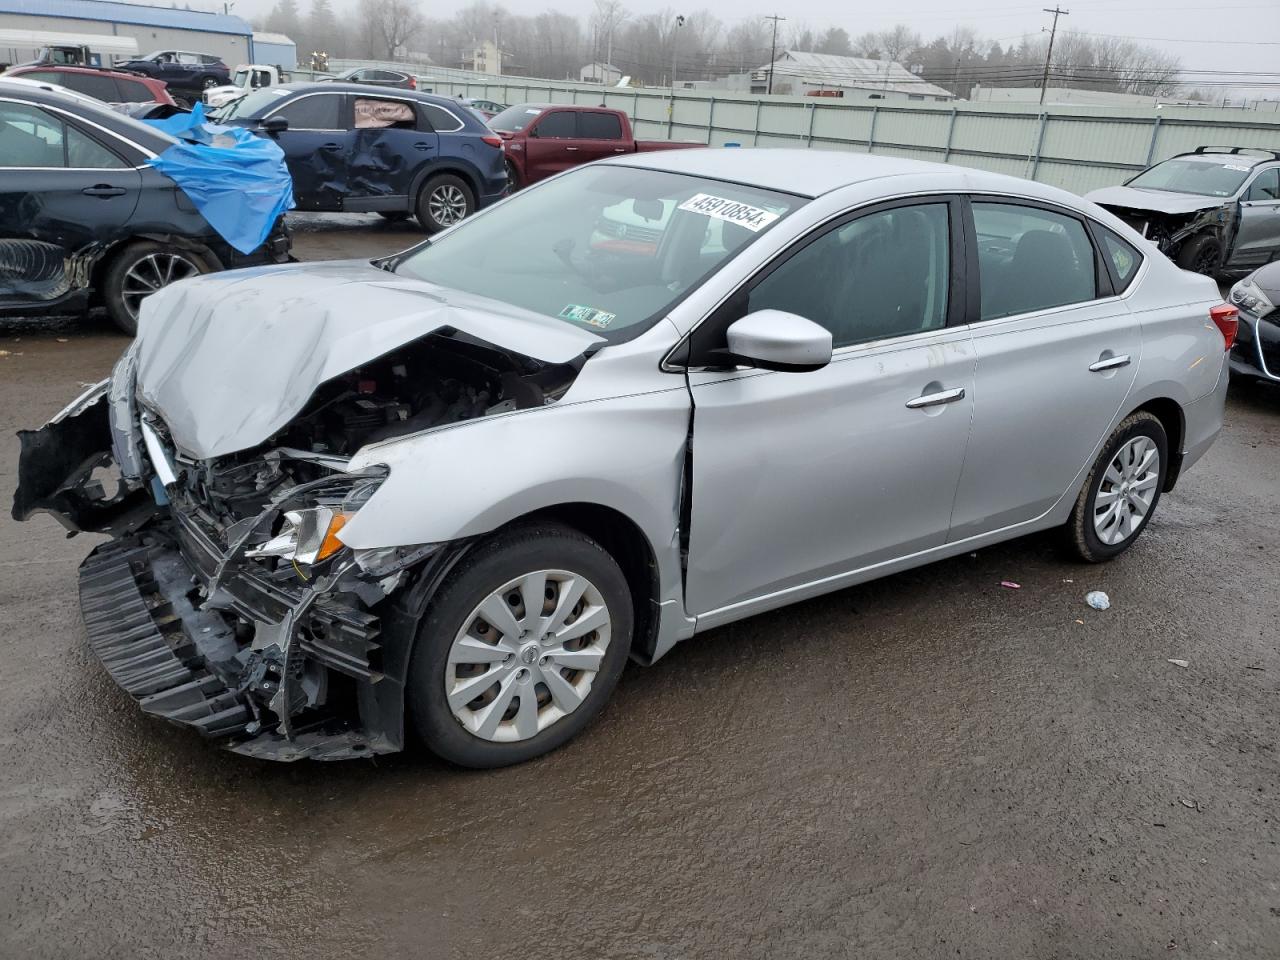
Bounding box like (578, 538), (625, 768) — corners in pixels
(1085, 185), (1226, 216)
(134, 259), (603, 460)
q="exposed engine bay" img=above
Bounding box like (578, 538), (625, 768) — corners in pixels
(1094, 201), (1235, 270)
(12, 329), (583, 761)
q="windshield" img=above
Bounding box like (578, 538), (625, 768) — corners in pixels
(233, 69), (250, 86)
(395, 165), (803, 341)
(1128, 158), (1255, 197)
(488, 103), (542, 132)
(219, 86), (291, 119)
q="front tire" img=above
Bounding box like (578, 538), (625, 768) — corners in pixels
(1064, 411), (1168, 562)
(415, 174), (474, 234)
(102, 241), (209, 335)
(1176, 233), (1222, 276)
(407, 522), (633, 768)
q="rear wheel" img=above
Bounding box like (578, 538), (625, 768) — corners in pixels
(1176, 233), (1222, 276)
(415, 174), (474, 234)
(1064, 411), (1168, 562)
(102, 241), (209, 335)
(407, 523), (633, 768)
(504, 158), (521, 192)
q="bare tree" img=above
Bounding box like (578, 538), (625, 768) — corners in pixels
(359, 0), (424, 60)
(875, 24), (922, 65)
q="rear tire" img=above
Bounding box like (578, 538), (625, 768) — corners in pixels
(415, 174), (474, 234)
(102, 241), (210, 335)
(1063, 411), (1168, 563)
(504, 158), (521, 192)
(407, 522), (633, 768)
(1176, 233), (1222, 276)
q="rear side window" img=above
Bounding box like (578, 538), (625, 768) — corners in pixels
(354, 97), (416, 129)
(60, 72), (121, 102)
(271, 94), (341, 130)
(421, 103), (463, 132)
(534, 111), (577, 138)
(66, 125), (125, 168)
(580, 111), (622, 140)
(0, 102), (66, 167)
(973, 202), (1098, 320)
(114, 78), (154, 103)
(1098, 228), (1142, 292)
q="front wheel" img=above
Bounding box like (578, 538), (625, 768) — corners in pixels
(1064, 411), (1168, 562)
(407, 523), (633, 768)
(1176, 233), (1222, 276)
(102, 241), (210, 335)
(415, 174), (474, 234)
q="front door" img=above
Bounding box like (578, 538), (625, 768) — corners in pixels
(1228, 167), (1280, 270)
(0, 99), (141, 307)
(948, 199), (1140, 540)
(265, 91), (350, 211)
(685, 199), (975, 617)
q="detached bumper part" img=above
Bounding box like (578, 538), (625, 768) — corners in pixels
(78, 529), (395, 762)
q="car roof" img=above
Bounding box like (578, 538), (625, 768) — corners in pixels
(0, 78), (174, 152)
(602, 148), (1030, 199)
(9, 64), (152, 80)
(274, 82), (468, 111)
(1169, 152), (1270, 166)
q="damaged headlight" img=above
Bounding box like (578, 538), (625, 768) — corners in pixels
(1230, 278), (1274, 317)
(351, 543), (438, 577)
(246, 506), (351, 564)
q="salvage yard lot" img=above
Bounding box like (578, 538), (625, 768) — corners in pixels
(1, 213), (1278, 959)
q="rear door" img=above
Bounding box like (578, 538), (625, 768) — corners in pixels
(263, 91), (349, 210)
(523, 109), (579, 183)
(1227, 167), (1280, 270)
(576, 110), (629, 163)
(948, 198), (1140, 540)
(346, 93), (436, 209)
(0, 98), (141, 307)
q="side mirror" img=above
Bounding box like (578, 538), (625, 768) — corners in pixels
(724, 309), (832, 372)
(261, 115), (288, 134)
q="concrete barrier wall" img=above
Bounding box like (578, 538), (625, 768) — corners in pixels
(323, 59), (1280, 195)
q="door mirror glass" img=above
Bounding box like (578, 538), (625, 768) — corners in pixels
(725, 310), (832, 372)
(261, 115), (288, 133)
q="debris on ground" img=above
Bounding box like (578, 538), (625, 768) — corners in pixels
(1179, 798), (1202, 811)
(1085, 590), (1111, 610)
(1001, 581), (1021, 589)
(1167, 659), (1189, 668)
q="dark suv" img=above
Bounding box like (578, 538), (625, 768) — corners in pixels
(113, 50), (230, 104)
(0, 80), (290, 333)
(218, 82), (507, 232)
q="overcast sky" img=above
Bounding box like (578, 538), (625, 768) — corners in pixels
(212, 0), (1280, 82)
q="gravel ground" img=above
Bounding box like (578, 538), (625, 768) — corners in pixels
(1, 213), (1277, 959)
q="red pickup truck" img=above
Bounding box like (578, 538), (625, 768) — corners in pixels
(489, 103), (699, 188)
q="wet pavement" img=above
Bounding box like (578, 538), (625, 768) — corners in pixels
(2, 214), (1278, 959)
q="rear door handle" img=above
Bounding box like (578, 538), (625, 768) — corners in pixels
(613, 147), (627, 152)
(905, 387), (966, 409)
(320, 142), (342, 152)
(564, 146), (579, 152)
(413, 141), (434, 150)
(1089, 354), (1131, 372)
(82, 185), (126, 198)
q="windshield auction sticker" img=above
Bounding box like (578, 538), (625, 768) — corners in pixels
(560, 304), (616, 327)
(677, 193), (779, 232)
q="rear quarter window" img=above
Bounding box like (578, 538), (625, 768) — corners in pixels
(1099, 227), (1143, 292)
(421, 103), (463, 132)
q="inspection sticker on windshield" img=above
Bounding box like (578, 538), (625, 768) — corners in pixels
(677, 193), (779, 232)
(560, 304), (616, 328)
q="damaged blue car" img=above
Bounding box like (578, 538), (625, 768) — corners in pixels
(216, 82), (508, 233)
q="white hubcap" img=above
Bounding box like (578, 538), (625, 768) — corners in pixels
(445, 569), (611, 742)
(1093, 435), (1160, 545)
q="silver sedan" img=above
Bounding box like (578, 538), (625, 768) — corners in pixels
(14, 149), (1234, 767)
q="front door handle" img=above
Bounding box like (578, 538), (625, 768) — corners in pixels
(82, 185), (126, 198)
(1089, 354), (1131, 372)
(905, 386), (966, 409)
(564, 146), (579, 152)
(320, 142), (342, 152)
(613, 147), (627, 152)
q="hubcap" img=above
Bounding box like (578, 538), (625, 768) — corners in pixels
(1093, 436), (1160, 545)
(120, 253), (201, 323)
(428, 184), (468, 226)
(445, 569), (612, 742)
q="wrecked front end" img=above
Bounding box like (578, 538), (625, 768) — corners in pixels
(13, 324), (583, 761)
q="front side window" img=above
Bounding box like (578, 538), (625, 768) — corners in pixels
(533, 111), (576, 139)
(580, 111), (622, 140)
(747, 203), (951, 348)
(974, 202), (1097, 320)
(271, 93), (341, 130)
(1128, 158), (1255, 198)
(395, 165), (803, 342)
(1246, 168), (1280, 202)
(0, 102), (66, 167)
(59, 72), (120, 102)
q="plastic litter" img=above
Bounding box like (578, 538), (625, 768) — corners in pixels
(1167, 658), (1189, 668)
(143, 102), (294, 254)
(1000, 580), (1021, 589)
(1085, 590), (1111, 610)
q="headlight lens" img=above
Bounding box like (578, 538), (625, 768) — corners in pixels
(1229, 278), (1274, 316)
(246, 506), (352, 564)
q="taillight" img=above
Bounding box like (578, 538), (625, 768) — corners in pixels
(481, 134), (503, 149)
(1210, 303), (1238, 350)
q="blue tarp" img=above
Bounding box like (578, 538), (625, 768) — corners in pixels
(143, 103), (295, 255)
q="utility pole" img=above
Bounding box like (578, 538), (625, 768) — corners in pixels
(764, 14), (785, 95)
(1039, 6), (1069, 106)
(671, 14), (685, 89)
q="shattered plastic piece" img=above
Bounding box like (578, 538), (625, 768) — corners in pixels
(1000, 581), (1021, 589)
(1167, 658), (1189, 668)
(1085, 590), (1111, 610)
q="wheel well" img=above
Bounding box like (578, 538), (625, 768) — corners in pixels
(416, 165), (479, 205)
(511, 503), (662, 661)
(1132, 397), (1186, 491)
(88, 236), (220, 304)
